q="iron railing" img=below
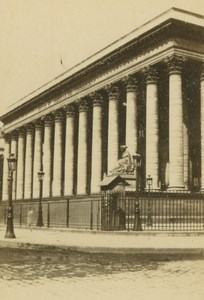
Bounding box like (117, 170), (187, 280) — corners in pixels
(1, 191), (204, 231)
(0, 197), (101, 230)
(101, 190), (204, 231)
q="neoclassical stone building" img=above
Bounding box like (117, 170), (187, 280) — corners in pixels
(1, 8), (204, 202)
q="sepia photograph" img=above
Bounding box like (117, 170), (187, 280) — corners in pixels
(0, 0), (204, 299)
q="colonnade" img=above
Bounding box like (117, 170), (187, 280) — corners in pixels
(2, 56), (204, 201)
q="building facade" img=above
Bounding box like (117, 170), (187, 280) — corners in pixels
(0, 8), (204, 202)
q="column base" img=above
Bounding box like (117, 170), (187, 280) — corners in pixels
(167, 185), (186, 192)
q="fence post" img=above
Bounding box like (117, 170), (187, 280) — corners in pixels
(19, 204), (22, 226)
(97, 199), (100, 230)
(90, 200), (93, 230)
(66, 199), (69, 228)
(47, 203), (50, 228)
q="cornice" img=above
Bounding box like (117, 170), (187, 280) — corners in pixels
(1, 17), (203, 125)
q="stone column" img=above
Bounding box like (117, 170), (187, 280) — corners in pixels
(10, 131), (18, 200)
(107, 86), (119, 172)
(24, 124), (34, 199)
(200, 64), (204, 190)
(2, 134), (10, 201)
(183, 123), (189, 189)
(16, 128), (25, 200)
(52, 110), (64, 197)
(32, 120), (43, 198)
(77, 99), (89, 195)
(64, 104), (76, 196)
(168, 55), (185, 190)
(42, 115), (53, 198)
(145, 66), (159, 189)
(91, 93), (103, 194)
(125, 76), (138, 156)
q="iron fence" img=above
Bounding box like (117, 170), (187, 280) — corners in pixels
(1, 191), (204, 231)
(101, 190), (204, 231)
(0, 197), (101, 230)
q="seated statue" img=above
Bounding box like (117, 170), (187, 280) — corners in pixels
(109, 145), (134, 175)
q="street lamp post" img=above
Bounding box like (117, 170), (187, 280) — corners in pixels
(36, 170), (44, 227)
(5, 153), (17, 238)
(146, 175), (153, 227)
(132, 153), (142, 231)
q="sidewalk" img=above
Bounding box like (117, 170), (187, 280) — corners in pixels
(1, 226), (204, 254)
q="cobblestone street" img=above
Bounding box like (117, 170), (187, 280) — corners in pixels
(0, 247), (204, 300)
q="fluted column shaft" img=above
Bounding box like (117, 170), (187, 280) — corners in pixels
(24, 125), (34, 199)
(125, 77), (138, 155)
(145, 67), (159, 189)
(107, 86), (119, 172)
(2, 134), (10, 201)
(168, 55), (184, 190)
(183, 123), (189, 189)
(52, 111), (63, 197)
(16, 128), (25, 200)
(43, 116), (53, 198)
(33, 121), (43, 198)
(91, 94), (103, 194)
(10, 132), (18, 200)
(64, 105), (76, 196)
(77, 100), (89, 195)
(200, 65), (204, 190)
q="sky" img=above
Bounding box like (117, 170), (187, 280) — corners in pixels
(0, 0), (204, 119)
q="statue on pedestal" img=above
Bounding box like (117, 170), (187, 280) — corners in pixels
(109, 145), (134, 175)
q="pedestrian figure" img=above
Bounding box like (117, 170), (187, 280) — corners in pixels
(27, 207), (34, 230)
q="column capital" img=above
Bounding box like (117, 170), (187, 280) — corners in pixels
(166, 55), (185, 74)
(144, 66), (158, 83)
(10, 130), (18, 141)
(64, 103), (77, 117)
(25, 123), (34, 134)
(106, 85), (120, 100)
(53, 110), (64, 122)
(78, 99), (89, 112)
(42, 114), (53, 126)
(123, 75), (138, 92)
(91, 92), (104, 106)
(34, 119), (44, 130)
(17, 127), (26, 137)
(3, 133), (11, 143)
(200, 63), (204, 81)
